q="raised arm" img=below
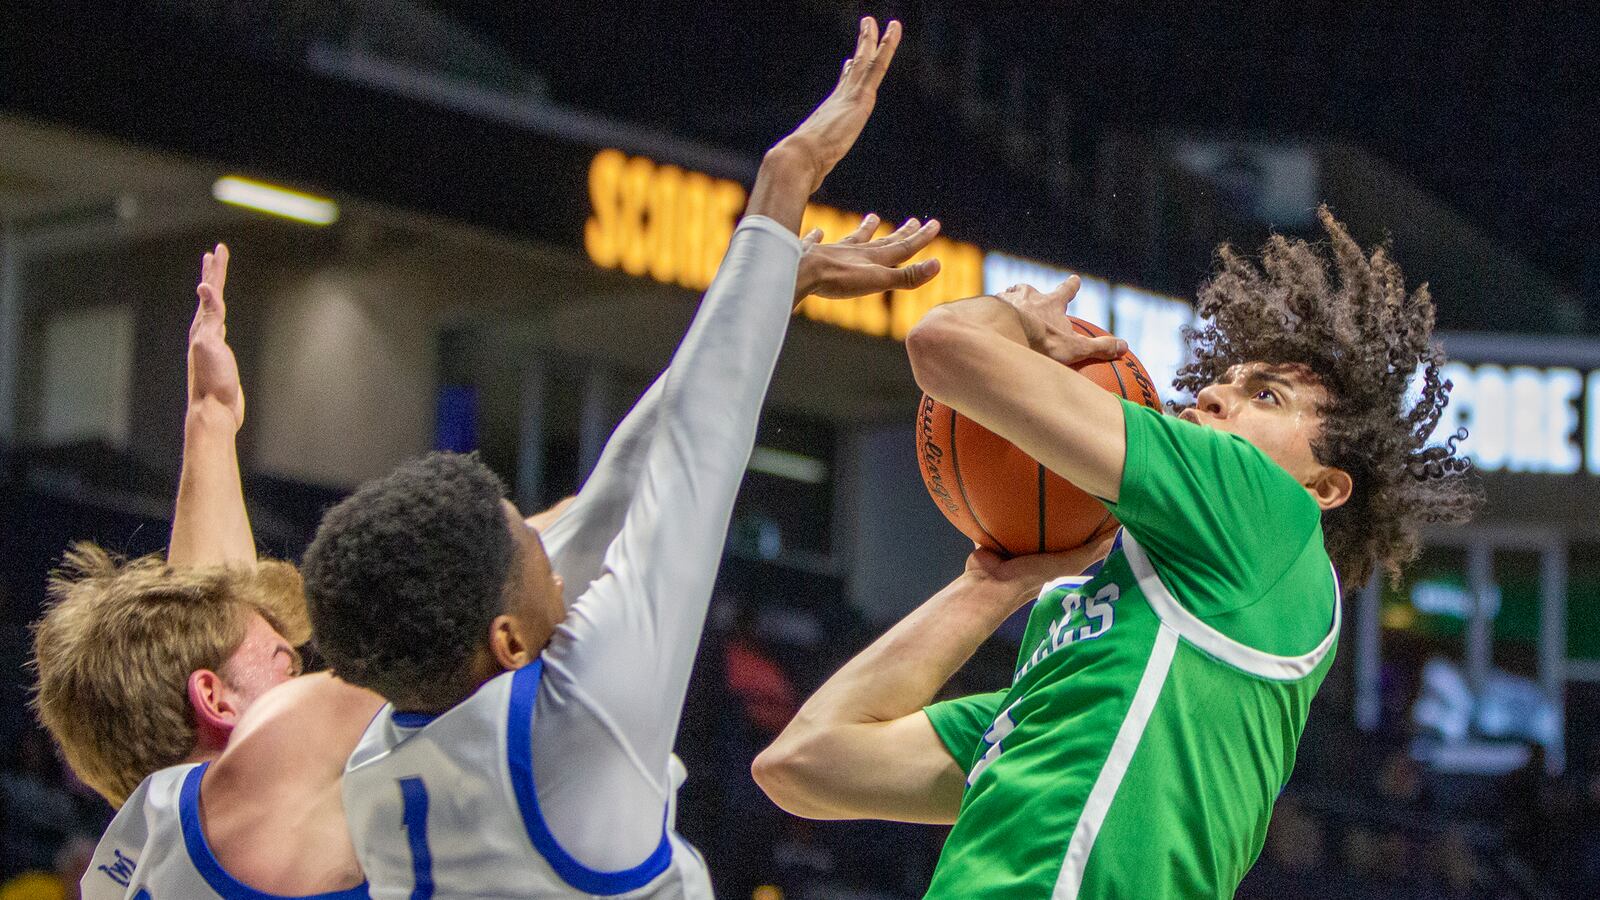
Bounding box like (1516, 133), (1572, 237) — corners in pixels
(538, 211), (939, 596)
(753, 542), (1109, 823)
(907, 277), (1129, 500)
(539, 13), (918, 785)
(168, 244), (256, 568)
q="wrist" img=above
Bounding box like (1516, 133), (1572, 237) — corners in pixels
(793, 253), (823, 306)
(762, 141), (824, 192)
(186, 397), (240, 435)
(949, 570), (1034, 617)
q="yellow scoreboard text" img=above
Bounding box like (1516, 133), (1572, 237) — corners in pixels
(584, 149), (983, 340)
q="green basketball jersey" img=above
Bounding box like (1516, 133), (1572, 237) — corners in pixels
(923, 399), (1340, 899)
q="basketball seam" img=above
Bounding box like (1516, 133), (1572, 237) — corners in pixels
(1036, 463), (1047, 554)
(948, 406), (1013, 556)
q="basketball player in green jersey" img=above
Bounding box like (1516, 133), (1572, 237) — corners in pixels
(755, 207), (1480, 898)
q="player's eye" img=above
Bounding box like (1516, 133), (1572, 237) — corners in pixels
(1254, 389), (1279, 405)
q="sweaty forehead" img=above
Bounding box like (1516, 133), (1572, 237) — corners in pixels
(1221, 361), (1322, 389)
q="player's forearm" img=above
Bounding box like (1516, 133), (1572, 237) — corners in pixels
(536, 377), (666, 591)
(906, 296), (1029, 398)
(785, 573), (1017, 735)
(561, 218), (801, 769)
(168, 400), (256, 568)
(753, 575), (1014, 820)
(907, 297), (1127, 500)
(745, 145), (816, 235)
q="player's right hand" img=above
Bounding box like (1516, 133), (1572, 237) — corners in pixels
(996, 277), (1128, 366)
(961, 534), (1117, 610)
(768, 17), (901, 194)
(188, 243), (245, 430)
(795, 213), (942, 302)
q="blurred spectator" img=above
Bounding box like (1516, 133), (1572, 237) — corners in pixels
(724, 606), (800, 736)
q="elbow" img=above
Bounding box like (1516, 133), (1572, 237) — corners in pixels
(905, 306), (972, 404)
(751, 738), (833, 820)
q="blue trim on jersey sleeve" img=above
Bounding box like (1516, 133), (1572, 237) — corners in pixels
(179, 763), (371, 900)
(504, 660), (674, 895)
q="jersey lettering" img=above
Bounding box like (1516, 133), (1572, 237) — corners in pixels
(1016, 584), (1121, 683)
(97, 849), (137, 887)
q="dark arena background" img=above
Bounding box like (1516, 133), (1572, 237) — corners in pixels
(2, 2), (1598, 898)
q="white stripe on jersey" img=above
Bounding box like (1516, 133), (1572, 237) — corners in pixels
(83, 763), (370, 900)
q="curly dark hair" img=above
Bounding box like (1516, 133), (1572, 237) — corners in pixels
(302, 452), (516, 710)
(1176, 206), (1482, 589)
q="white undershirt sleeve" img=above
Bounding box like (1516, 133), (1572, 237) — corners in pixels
(538, 375), (665, 596)
(531, 215), (801, 869)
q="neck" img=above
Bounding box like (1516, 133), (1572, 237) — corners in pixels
(182, 744), (224, 768)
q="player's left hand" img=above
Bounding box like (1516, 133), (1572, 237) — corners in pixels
(996, 276), (1127, 365)
(795, 213), (942, 303)
(188, 243), (245, 430)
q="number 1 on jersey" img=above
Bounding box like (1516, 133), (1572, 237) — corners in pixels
(399, 777), (434, 900)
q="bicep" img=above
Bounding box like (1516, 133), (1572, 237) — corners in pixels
(911, 319), (1127, 501)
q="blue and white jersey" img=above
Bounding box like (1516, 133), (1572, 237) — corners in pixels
(82, 764), (369, 900)
(343, 664), (711, 899)
(340, 215), (802, 898)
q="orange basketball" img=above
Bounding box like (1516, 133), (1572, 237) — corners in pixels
(915, 316), (1163, 556)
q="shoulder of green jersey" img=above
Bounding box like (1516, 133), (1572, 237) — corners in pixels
(1120, 532), (1339, 680)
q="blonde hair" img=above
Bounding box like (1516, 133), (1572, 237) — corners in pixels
(31, 543), (309, 806)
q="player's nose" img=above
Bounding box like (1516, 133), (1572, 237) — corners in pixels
(1194, 383), (1231, 419)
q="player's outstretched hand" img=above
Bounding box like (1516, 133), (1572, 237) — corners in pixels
(995, 276), (1127, 366)
(774, 17), (901, 194)
(188, 243), (245, 430)
(795, 213), (942, 303)
(745, 18), (902, 233)
(961, 533), (1117, 611)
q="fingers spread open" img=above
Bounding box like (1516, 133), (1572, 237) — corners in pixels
(841, 213), (880, 245)
(870, 219), (939, 263)
(868, 217), (921, 247)
(897, 257), (940, 290)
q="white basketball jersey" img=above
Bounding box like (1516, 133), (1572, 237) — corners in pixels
(82, 764), (370, 900)
(342, 661), (713, 899)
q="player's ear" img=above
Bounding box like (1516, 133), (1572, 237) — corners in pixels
(1306, 465), (1352, 512)
(488, 614), (534, 671)
(187, 669), (239, 750)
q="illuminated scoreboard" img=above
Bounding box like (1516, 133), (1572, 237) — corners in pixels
(1429, 363), (1600, 476)
(582, 148), (1600, 479)
(583, 148), (985, 340)
(583, 149), (1199, 358)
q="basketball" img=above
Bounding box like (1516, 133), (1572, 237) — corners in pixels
(915, 316), (1163, 556)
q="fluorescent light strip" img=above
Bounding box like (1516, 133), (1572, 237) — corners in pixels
(748, 446), (828, 484)
(211, 176), (339, 226)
